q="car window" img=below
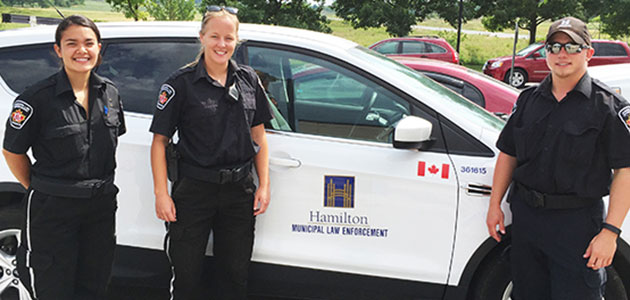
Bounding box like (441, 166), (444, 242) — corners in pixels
(97, 39), (199, 114)
(532, 46), (546, 58)
(516, 43), (543, 56)
(426, 42), (447, 54)
(593, 42), (628, 57)
(246, 45), (415, 144)
(401, 41), (427, 54)
(0, 43), (60, 94)
(421, 71), (485, 108)
(372, 42), (398, 55)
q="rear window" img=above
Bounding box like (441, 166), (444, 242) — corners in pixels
(373, 42), (398, 55)
(0, 43), (59, 94)
(593, 42), (628, 57)
(97, 39), (199, 114)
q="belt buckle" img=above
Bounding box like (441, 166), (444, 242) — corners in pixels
(531, 190), (545, 208)
(218, 169), (233, 184)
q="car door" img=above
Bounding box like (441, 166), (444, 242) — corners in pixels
(97, 38), (200, 250)
(237, 42), (459, 289)
(526, 45), (549, 82)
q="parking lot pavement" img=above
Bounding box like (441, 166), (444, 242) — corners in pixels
(106, 285), (285, 300)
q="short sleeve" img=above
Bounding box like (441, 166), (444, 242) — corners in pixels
(605, 101), (630, 169)
(150, 79), (182, 138)
(3, 96), (38, 154)
(250, 74), (273, 127)
(496, 96), (525, 156)
(117, 94), (127, 136)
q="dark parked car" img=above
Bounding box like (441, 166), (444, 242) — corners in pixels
(392, 56), (519, 116)
(482, 40), (630, 88)
(370, 36), (460, 64)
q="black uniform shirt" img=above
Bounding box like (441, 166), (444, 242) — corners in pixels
(3, 69), (126, 181)
(150, 58), (272, 169)
(497, 73), (630, 197)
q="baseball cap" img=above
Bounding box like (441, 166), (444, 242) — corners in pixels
(546, 17), (591, 46)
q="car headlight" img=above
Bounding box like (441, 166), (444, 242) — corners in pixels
(490, 61), (503, 69)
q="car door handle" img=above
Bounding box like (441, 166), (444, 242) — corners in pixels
(463, 183), (492, 196)
(270, 157), (301, 168)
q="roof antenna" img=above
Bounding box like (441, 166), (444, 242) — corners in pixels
(45, 0), (65, 19)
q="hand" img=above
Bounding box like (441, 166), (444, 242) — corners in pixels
(253, 185), (270, 216)
(486, 205), (505, 242)
(156, 193), (177, 222)
(584, 230), (617, 270)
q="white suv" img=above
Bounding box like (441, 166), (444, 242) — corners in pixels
(0, 22), (628, 300)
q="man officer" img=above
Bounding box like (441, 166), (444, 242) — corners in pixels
(486, 16), (630, 299)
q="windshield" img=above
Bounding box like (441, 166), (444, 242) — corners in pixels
(354, 47), (505, 132)
(516, 43), (543, 56)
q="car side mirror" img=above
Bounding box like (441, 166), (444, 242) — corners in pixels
(531, 52), (542, 58)
(393, 115), (434, 149)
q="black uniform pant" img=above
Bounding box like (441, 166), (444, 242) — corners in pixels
(17, 188), (117, 300)
(510, 186), (606, 300)
(166, 174), (256, 300)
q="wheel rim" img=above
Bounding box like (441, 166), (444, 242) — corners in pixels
(510, 71), (525, 87)
(502, 281), (513, 300)
(0, 228), (32, 300)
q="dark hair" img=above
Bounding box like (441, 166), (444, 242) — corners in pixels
(54, 15), (102, 66)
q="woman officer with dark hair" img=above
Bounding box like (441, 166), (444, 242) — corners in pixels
(3, 15), (125, 300)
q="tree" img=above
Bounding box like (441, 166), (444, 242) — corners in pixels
(431, 0), (481, 29)
(105, 0), (147, 21)
(598, 0), (630, 38)
(472, 0), (591, 44)
(332, 0), (432, 37)
(147, 0), (195, 21)
(201, 0), (331, 33)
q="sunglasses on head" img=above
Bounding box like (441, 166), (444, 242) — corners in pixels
(206, 5), (238, 15)
(545, 42), (589, 54)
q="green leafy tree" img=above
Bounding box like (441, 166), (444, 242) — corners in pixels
(105, 0), (147, 21)
(472, 0), (591, 44)
(332, 0), (432, 37)
(598, 0), (630, 38)
(431, 0), (481, 29)
(147, 0), (195, 20)
(202, 0), (331, 33)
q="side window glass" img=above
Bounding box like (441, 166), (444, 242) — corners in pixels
(535, 47), (546, 58)
(373, 42), (398, 55)
(461, 83), (485, 108)
(247, 46), (413, 144)
(97, 40), (199, 114)
(402, 41), (426, 54)
(426, 43), (447, 54)
(0, 43), (59, 94)
(595, 43), (627, 56)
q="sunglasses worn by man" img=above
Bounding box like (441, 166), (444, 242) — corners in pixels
(206, 5), (238, 15)
(545, 42), (590, 54)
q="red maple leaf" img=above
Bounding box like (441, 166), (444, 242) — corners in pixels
(428, 165), (439, 174)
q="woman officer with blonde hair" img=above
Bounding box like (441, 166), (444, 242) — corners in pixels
(150, 5), (272, 300)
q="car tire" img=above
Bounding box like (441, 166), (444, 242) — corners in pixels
(505, 68), (527, 88)
(0, 206), (31, 300)
(468, 247), (628, 300)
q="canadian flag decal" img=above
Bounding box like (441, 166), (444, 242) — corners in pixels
(418, 161), (449, 179)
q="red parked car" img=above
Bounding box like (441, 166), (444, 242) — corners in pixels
(391, 56), (519, 116)
(483, 40), (630, 88)
(370, 36), (460, 64)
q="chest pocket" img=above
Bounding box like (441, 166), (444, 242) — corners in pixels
(41, 123), (87, 162)
(561, 121), (600, 165)
(240, 88), (256, 127)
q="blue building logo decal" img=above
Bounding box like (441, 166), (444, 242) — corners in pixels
(324, 176), (354, 208)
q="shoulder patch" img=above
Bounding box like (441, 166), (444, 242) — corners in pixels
(157, 84), (175, 110)
(9, 100), (33, 130)
(618, 106), (630, 133)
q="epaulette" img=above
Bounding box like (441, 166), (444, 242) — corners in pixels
(593, 78), (627, 103)
(19, 73), (57, 98)
(167, 64), (197, 80)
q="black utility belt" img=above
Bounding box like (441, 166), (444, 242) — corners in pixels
(514, 181), (600, 210)
(179, 160), (252, 184)
(31, 175), (114, 198)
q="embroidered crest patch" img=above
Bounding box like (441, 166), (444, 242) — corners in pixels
(618, 106), (630, 133)
(9, 100), (33, 130)
(157, 84), (175, 110)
